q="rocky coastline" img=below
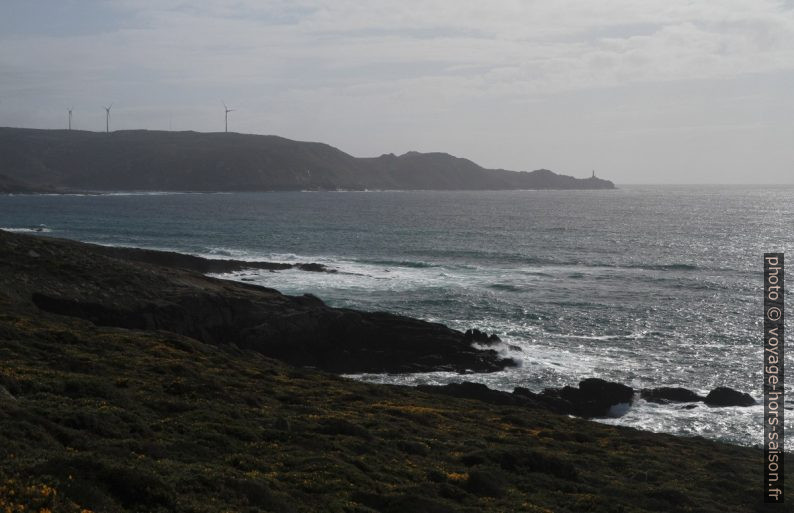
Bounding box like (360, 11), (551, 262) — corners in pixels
(418, 380), (756, 420)
(2, 230), (756, 415)
(1, 230), (514, 374)
(0, 229), (774, 512)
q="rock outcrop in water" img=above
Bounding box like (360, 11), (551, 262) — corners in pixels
(704, 387), (756, 407)
(540, 378), (635, 418)
(0, 127), (615, 192)
(463, 329), (501, 345)
(641, 387), (705, 404)
(420, 380), (758, 419)
(642, 386), (755, 407)
(0, 230), (513, 374)
(420, 379), (635, 419)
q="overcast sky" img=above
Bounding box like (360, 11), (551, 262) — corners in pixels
(1, 1), (793, 183)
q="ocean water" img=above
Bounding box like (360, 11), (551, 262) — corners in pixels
(1, 185), (791, 448)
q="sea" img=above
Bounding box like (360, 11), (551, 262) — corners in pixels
(1, 185), (791, 449)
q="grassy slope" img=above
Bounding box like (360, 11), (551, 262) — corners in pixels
(0, 309), (778, 512)
(0, 232), (780, 512)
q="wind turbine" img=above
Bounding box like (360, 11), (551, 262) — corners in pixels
(223, 101), (234, 133)
(104, 104), (113, 133)
(67, 107), (73, 130)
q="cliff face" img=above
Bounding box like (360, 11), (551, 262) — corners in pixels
(0, 230), (513, 374)
(0, 128), (615, 191)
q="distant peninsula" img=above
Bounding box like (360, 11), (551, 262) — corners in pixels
(0, 127), (614, 192)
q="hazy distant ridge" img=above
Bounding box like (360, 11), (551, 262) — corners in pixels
(0, 128), (614, 192)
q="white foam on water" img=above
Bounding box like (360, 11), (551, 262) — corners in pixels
(212, 255), (485, 298)
(99, 191), (191, 196)
(1, 226), (52, 233)
(607, 402), (632, 418)
(597, 399), (773, 449)
(50, 241), (776, 450)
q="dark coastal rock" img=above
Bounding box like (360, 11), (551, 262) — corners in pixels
(463, 329), (501, 345)
(87, 243), (336, 274)
(537, 387), (578, 414)
(293, 263), (329, 273)
(29, 293), (515, 375)
(704, 387), (756, 407)
(641, 387), (705, 404)
(418, 382), (575, 415)
(513, 386), (575, 415)
(512, 386), (534, 398)
(1, 231), (516, 375)
(540, 378), (634, 418)
(578, 378), (634, 404)
(418, 382), (577, 416)
(418, 379), (634, 419)
(418, 382), (536, 408)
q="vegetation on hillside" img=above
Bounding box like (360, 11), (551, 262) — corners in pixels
(0, 231), (777, 512)
(0, 309), (772, 512)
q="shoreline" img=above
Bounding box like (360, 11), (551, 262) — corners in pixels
(4, 230), (759, 430)
(0, 230), (783, 511)
(1, 229), (516, 375)
(90, 237), (760, 424)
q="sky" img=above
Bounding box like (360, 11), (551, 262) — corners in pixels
(1, 1), (793, 184)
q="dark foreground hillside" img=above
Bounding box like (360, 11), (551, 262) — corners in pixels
(0, 128), (614, 192)
(0, 232), (777, 512)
